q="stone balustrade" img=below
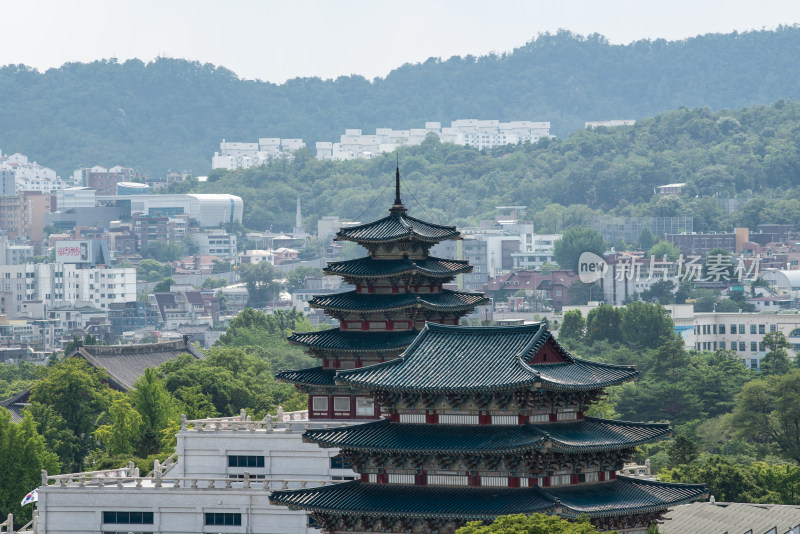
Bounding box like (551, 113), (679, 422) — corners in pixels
(41, 469), (334, 492)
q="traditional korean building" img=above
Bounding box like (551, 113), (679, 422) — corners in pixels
(277, 169), (488, 420)
(271, 322), (707, 533)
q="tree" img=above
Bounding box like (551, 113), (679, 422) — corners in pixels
(762, 331), (791, 375)
(457, 513), (603, 534)
(130, 368), (178, 456)
(637, 226), (656, 251)
(558, 310), (585, 347)
(732, 370), (800, 464)
(93, 397), (142, 457)
(619, 301), (675, 350)
(585, 304), (622, 345)
(648, 240), (680, 261)
(182, 234), (199, 255)
(238, 262), (283, 307)
(703, 248), (735, 282)
(661, 456), (767, 503)
(668, 434), (699, 466)
(553, 226), (605, 273)
(29, 358), (114, 471)
(568, 281), (600, 306)
(200, 277), (227, 290)
(153, 277), (175, 293)
(639, 280), (676, 304)
(0, 411), (60, 523)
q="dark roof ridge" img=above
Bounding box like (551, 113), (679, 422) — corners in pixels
(423, 322), (546, 335)
(581, 416), (671, 429)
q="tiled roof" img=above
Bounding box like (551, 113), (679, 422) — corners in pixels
(324, 257), (472, 279)
(310, 290), (488, 313)
(288, 328), (419, 353)
(269, 477), (707, 520)
(336, 323), (636, 393)
(303, 417), (671, 454)
(74, 339), (204, 391)
(336, 212), (460, 244)
(276, 366), (337, 386)
(660, 501), (800, 534)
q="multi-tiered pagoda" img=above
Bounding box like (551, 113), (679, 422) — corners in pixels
(277, 169), (488, 420)
(271, 323), (707, 533)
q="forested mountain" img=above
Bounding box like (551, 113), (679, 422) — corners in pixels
(1, 27), (800, 177)
(196, 100), (800, 234)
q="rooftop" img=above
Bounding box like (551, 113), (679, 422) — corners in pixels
(324, 256), (472, 279)
(335, 212), (459, 244)
(270, 477), (707, 521)
(336, 323), (637, 393)
(309, 290), (488, 314)
(303, 417), (672, 454)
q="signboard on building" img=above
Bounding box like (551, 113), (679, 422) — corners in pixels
(55, 240), (92, 263)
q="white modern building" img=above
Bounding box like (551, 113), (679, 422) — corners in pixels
(212, 138), (306, 170)
(0, 263), (136, 318)
(675, 310), (800, 369)
(55, 188), (96, 210)
(511, 228), (561, 270)
(36, 411), (354, 534)
(125, 194), (244, 228)
(194, 231), (238, 258)
(316, 119), (551, 161)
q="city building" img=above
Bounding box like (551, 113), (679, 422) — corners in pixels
(277, 169), (487, 421)
(193, 230), (238, 258)
(589, 216), (693, 245)
(665, 228), (750, 257)
(107, 301), (162, 339)
(677, 311), (800, 369)
(35, 410), (353, 534)
(126, 193), (243, 227)
(585, 120), (636, 129)
(316, 120), (550, 161)
(511, 231), (561, 270)
(0, 263), (136, 318)
(212, 138), (306, 170)
(656, 183), (687, 196)
(270, 322), (707, 533)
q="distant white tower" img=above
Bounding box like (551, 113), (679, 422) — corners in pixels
(294, 195), (305, 236)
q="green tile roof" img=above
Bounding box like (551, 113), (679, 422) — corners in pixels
(310, 290), (489, 313)
(276, 366), (337, 386)
(302, 417), (671, 454)
(336, 323), (637, 393)
(269, 478), (707, 520)
(550, 477), (708, 519)
(336, 212), (460, 244)
(288, 328), (419, 353)
(324, 257), (472, 279)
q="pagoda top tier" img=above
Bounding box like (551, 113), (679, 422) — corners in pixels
(336, 323), (638, 394)
(335, 212), (460, 245)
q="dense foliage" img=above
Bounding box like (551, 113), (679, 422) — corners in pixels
(183, 97), (800, 234)
(457, 514), (606, 533)
(2, 28), (800, 178)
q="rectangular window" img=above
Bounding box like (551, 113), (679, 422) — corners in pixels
(759, 324), (766, 334)
(355, 397), (374, 416)
(103, 511), (154, 524)
(750, 359), (759, 369)
(719, 325), (726, 334)
(751, 342), (758, 352)
(312, 396), (328, 411)
(759, 342), (765, 352)
(719, 341), (725, 350)
(739, 342), (746, 352)
(750, 324), (757, 335)
(330, 457), (353, 470)
(227, 455), (264, 468)
(204, 513), (242, 526)
(739, 324), (745, 335)
(731, 324), (737, 334)
(333, 396), (350, 412)
(771, 324), (777, 332)
(713, 324), (717, 334)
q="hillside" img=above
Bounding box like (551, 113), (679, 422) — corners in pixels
(1, 27), (800, 177)
(195, 100), (800, 234)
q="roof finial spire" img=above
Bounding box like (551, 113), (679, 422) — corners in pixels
(391, 153), (406, 214)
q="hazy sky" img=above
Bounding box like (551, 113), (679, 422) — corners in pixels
(2, 0), (799, 83)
